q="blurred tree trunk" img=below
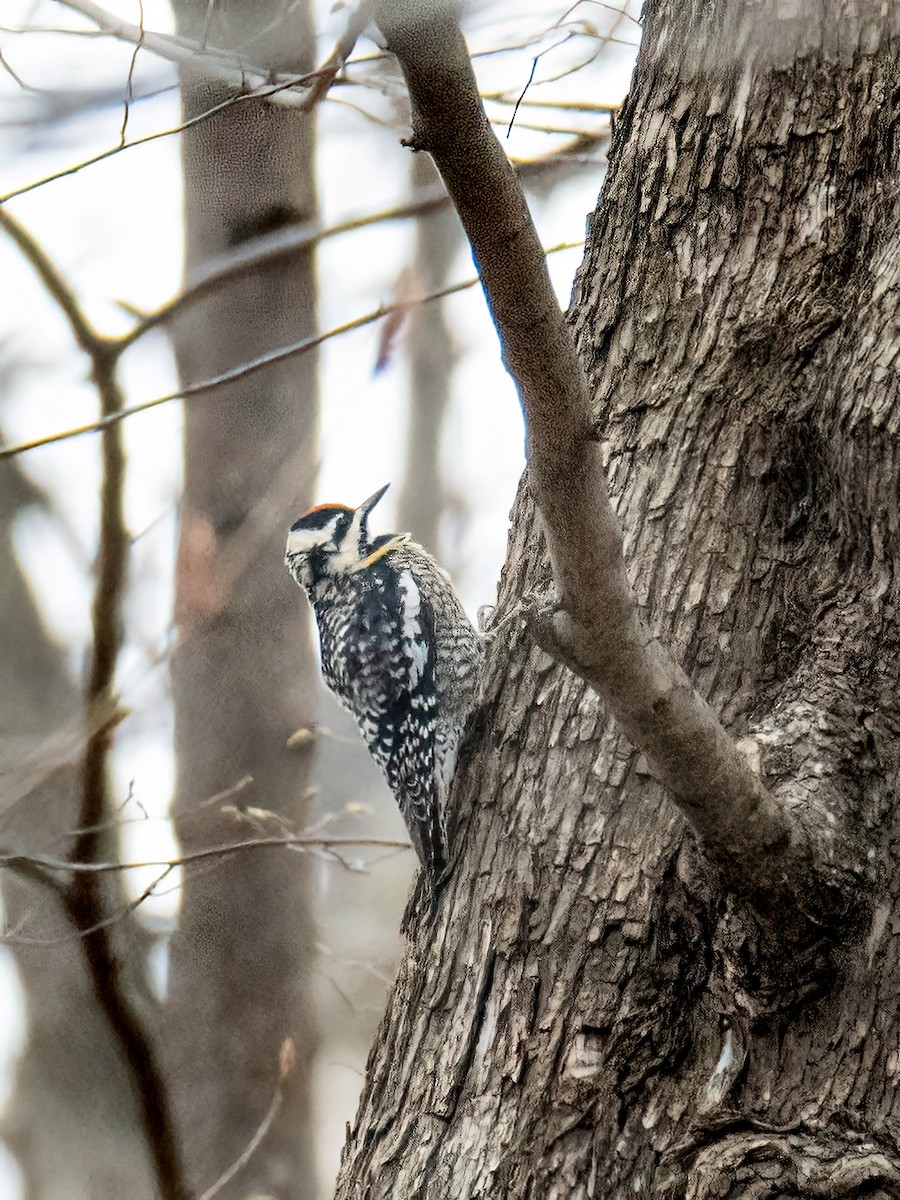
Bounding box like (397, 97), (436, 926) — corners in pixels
(0, 458), (155, 1200)
(335, 2), (900, 1196)
(165, 4), (320, 1197)
(397, 152), (460, 556)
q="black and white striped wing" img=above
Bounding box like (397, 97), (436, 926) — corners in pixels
(381, 570), (446, 886)
(317, 566), (446, 885)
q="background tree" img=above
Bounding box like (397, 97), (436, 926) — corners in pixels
(335, 1), (900, 1196)
(164, 1), (320, 1195)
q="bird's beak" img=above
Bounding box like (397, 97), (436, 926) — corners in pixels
(350, 483), (391, 555)
(358, 483), (390, 518)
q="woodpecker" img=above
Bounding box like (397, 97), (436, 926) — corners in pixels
(284, 484), (482, 890)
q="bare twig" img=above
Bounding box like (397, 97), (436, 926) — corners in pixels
(198, 1039), (297, 1200)
(0, 833), (412, 879)
(8, 867), (173, 947)
(0, 46), (37, 91)
(117, 154), (587, 344)
(374, 0), (827, 925)
(118, 0), (145, 145)
(484, 95), (621, 112)
(66, 366), (188, 1200)
(52, 0), (373, 112)
(507, 54), (538, 136)
(116, 183), (452, 344)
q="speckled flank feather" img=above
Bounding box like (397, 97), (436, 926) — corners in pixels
(284, 492), (482, 892)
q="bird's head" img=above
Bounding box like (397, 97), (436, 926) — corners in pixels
(284, 483), (407, 592)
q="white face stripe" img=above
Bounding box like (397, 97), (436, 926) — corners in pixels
(330, 504), (370, 572)
(285, 514), (343, 556)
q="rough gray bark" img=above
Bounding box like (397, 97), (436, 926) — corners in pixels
(165, 3), (320, 1196)
(0, 459), (156, 1200)
(335, 1), (900, 1197)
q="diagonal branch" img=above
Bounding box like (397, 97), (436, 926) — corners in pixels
(374, 0), (835, 928)
(0, 285), (469, 458)
(55, 0), (295, 91)
(117, 149), (601, 347)
(57, 350), (192, 1198)
(0, 209), (103, 354)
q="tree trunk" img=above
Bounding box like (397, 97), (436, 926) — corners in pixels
(165, 5), (319, 1197)
(335, 2), (900, 1196)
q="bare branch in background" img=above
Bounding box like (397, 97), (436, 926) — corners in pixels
(3, 1), (611, 208)
(117, 184), (452, 340)
(51, 0), (373, 113)
(119, 143), (601, 340)
(117, 0), (145, 145)
(0, 209), (103, 354)
(0, 832), (411, 881)
(10, 867), (174, 947)
(301, 0), (375, 109)
(54, 0), (302, 91)
(0, 207), (188, 1200)
(0, 252), (583, 461)
(0, 47), (38, 91)
(373, 0), (840, 930)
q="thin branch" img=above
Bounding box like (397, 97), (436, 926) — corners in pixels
(116, 183), (452, 345)
(3, 10), (609, 208)
(0, 22), (111, 37)
(0, 208), (103, 353)
(53, 0), (372, 110)
(64, 356), (188, 1199)
(198, 1039), (296, 1200)
(9, 867), (173, 947)
(0, 834), (413, 879)
(374, 1), (827, 926)
(118, 159), (583, 346)
(504, 119), (609, 138)
(485, 95), (622, 112)
(300, 0), (374, 111)
(506, 54), (538, 137)
(118, 0), (145, 145)
(0, 47), (38, 91)
(560, 0), (641, 24)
